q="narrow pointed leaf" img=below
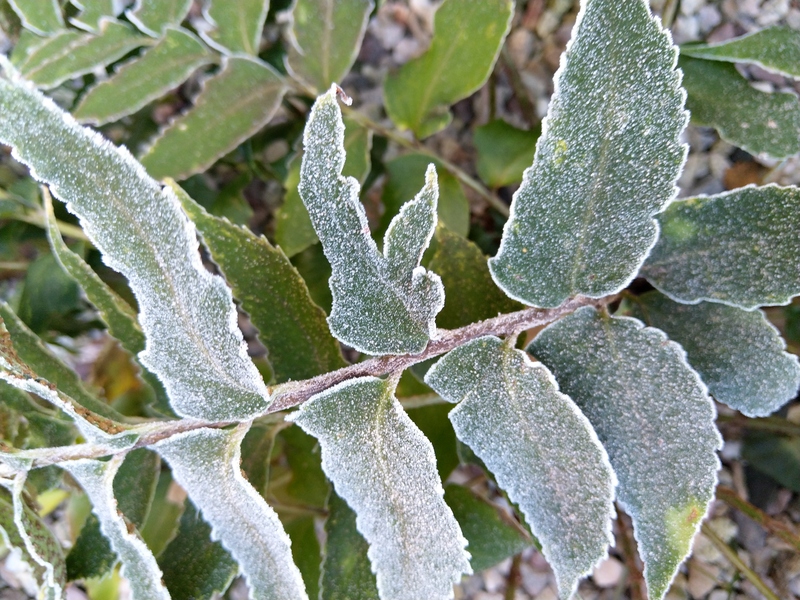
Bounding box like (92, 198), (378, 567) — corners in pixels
(140, 55), (286, 180)
(384, 0), (513, 138)
(74, 27), (213, 126)
(21, 19), (149, 90)
(679, 56), (800, 159)
(199, 0), (269, 55)
(680, 26), (800, 78)
(0, 61), (270, 421)
(489, 0), (687, 308)
(125, 0), (192, 38)
(154, 425), (308, 600)
(425, 336), (615, 599)
(474, 119), (539, 188)
(630, 292), (800, 417)
(175, 183), (347, 382)
(300, 87), (444, 354)
(285, 0), (373, 92)
(11, 29), (82, 72)
(641, 185), (800, 309)
(7, 0), (63, 35)
(321, 491), (379, 600)
(289, 377), (472, 600)
(530, 307), (722, 600)
(285, 516), (321, 599)
(69, 0), (116, 32)
(61, 456), (170, 600)
(276, 158), (320, 258)
(158, 500), (238, 600)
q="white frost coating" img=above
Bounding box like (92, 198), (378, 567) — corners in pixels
(61, 457), (170, 600)
(489, 0), (688, 308)
(531, 308), (722, 600)
(632, 293), (800, 417)
(153, 425), (308, 600)
(7, 0), (64, 35)
(289, 377), (471, 600)
(0, 58), (270, 422)
(300, 86), (444, 355)
(425, 337), (616, 600)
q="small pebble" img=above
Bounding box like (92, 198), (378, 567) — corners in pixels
(591, 556), (624, 588)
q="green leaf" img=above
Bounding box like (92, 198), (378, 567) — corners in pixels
(125, 0), (192, 38)
(428, 226), (522, 329)
(61, 456), (170, 599)
(66, 513), (116, 580)
(73, 27), (213, 126)
(199, 0), (269, 55)
(140, 55), (286, 181)
(680, 26), (800, 78)
(175, 184), (346, 383)
(7, 0), (63, 35)
(285, 0), (373, 93)
(444, 484), (532, 572)
(530, 307), (722, 600)
(158, 500), (238, 600)
(320, 491), (379, 600)
(629, 292), (800, 417)
(21, 19), (149, 90)
(489, 0), (687, 308)
(384, 0), (512, 138)
(153, 425), (308, 599)
(641, 185), (800, 310)
(285, 516), (321, 599)
(69, 0), (116, 32)
(341, 115), (373, 184)
(679, 55), (800, 159)
(742, 432), (800, 493)
(379, 153), (469, 239)
(0, 477), (66, 600)
(300, 88), (445, 354)
(291, 243), (333, 313)
(406, 402), (459, 481)
(289, 376), (472, 600)
(139, 470), (184, 557)
(281, 425), (329, 509)
(0, 59), (271, 421)
(425, 336), (615, 599)
(239, 421), (281, 499)
(17, 253), (83, 335)
(474, 119), (539, 188)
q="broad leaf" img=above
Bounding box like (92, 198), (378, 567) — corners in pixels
(175, 184), (347, 383)
(427, 226), (522, 329)
(384, 0), (513, 138)
(69, 0), (116, 32)
(21, 19), (149, 90)
(289, 377), (471, 600)
(474, 119), (539, 188)
(125, 0), (192, 38)
(379, 153), (469, 239)
(407, 402), (459, 481)
(300, 87), (444, 354)
(489, 0), (687, 308)
(7, 0), (63, 35)
(0, 59), (271, 421)
(153, 425), (308, 600)
(444, 484), (533, 572)
(158, 500), (238, 600)
(629, 292), (800, 417)
(641, 185), (800, 309)
(74, 27), (212, 126)
(199, 0), (269, 55)
(321, 491), (379, 600)
(140, 55), (286, 181)
(680, 26), (800, 78)
(281, 425), (329, 509)
(742, 431), (800, 493)
(679, 55), (800, 159)
(139, 470), (184, 556)
(285, 0), (373, 93)
(530, 307), (722, 600)
(285, 516), (321, 599)
(425, 336), (615, 599)
(61, 456), (170, 600)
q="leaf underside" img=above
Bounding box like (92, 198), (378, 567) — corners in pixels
(489, 0), (687, 308)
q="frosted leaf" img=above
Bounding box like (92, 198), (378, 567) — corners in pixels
(299, 87), (444, 355)
(0, 59), (271, 422)
(425, 336), (616, 599)
(289, 377), (471, 600)
(630, 292), (800, 417)
(530, 307), (722, 600)
(199, 0), (269, 55)
(641, 185), (800, 309)
(11, 29), (82, 72)
(489, 0), (687, 308)
(61, 456), (170, 600)
(69, 0), (117, 32)
(7, 0), (64, 35)
(125, 0), (192, 37)
(153, 425), (308, 600)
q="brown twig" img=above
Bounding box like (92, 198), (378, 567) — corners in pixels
(504, 553), (522, 600)
(716, 485), (800, 552)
